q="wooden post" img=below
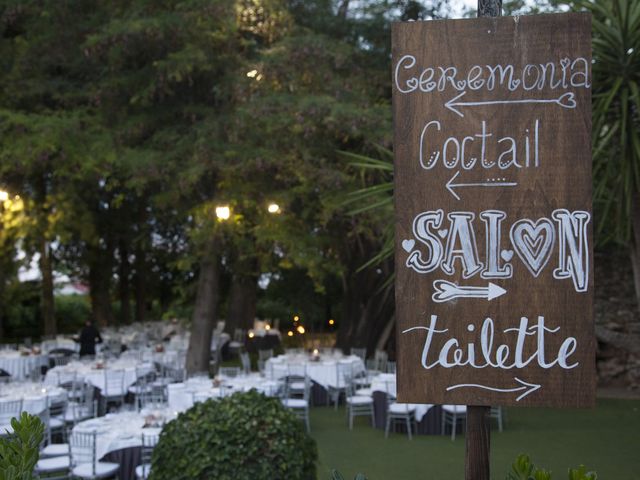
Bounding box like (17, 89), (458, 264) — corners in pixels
(465, 406), (491, 480)
(464, 3), (500, 480)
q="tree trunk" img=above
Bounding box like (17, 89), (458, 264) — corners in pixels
(133, 246), (147, 323)
(118, 240), (131, 325)
(186, 238), (221, 375)
(40, 239), (56, 336)
(226, 273), (257, 333)
(630, 192), (640, 313)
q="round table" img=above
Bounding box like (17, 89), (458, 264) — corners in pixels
(44, 360), (153, 392)
(0, 351), (49, 380)
(167, 374), (281, 412)
(0, 382), (67, 415)
(265, 353), (365, 390)
(72, 411), (171, 480)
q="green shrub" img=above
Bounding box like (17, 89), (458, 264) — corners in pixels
(149, 390), (317, 480)
(0, 412), (44, 480)
(507, 454), (597, 480)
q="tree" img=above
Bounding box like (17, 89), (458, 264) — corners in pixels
(584, 0), (640, 311)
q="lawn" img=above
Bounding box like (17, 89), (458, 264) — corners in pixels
(311, 398), (640, 480)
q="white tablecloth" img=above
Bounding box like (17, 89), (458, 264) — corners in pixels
(0, 352), (49, 380)
(0, 382), (67, 415)
(72, 412), (168, 461)
(44, 360), (152, 392)
(370, 373), (432, 421)
(167, 374), (280, 412)
(265, 354), (365, 389)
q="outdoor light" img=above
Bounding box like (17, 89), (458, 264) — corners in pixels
(329, 319), (335, 326)
(293, 315), (299, 322)
(0, 190), (8, 202)
(246, 69), (258, 78)
(265, 325), (271, 331)
(267, 203), (280, 214)
(248, 331), (255, 339)
(287, 331), (294, 337)
(296, 325), (305, 334)
(215, 205), (231, 220)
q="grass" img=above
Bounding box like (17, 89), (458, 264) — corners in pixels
(310, 398), (640, 480)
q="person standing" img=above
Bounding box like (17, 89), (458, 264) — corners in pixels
(77, 320), (103, 357)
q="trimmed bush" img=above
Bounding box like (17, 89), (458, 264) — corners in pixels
(149, 390), (317, 480)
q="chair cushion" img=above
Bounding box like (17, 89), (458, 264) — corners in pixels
(41, 443), (70, 457)
(442, 404), (467, 414)
(128, 385), (152, 395)
(36, 455), (71, 472)
(355, 388), (373, 397)
(49, 417), (66, 429)
(64, 407), (93, 423)
(135, 463), (152, 479)
(282, 398), (308, 408)
(229, 341), (242, 349)
(389, 403), (416, 414)
(347, 396), (373, 405)
(72, 461), (120, 479)
(289, 382), (306, 391)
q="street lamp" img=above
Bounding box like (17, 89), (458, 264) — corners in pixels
(215, 205), (231, 220)
(267, 203), (280, 214)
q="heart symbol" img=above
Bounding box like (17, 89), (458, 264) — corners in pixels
(405, 78), (419, 91)
(557, 92), (577, 109)
(402, 239), (415, 253)
(560, 57), (571, 68)
(501, 249), (514, 262)
(437, 229), (448, 239)
(509, 219), (555, 277)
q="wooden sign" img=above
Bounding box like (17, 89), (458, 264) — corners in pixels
(393, 13), (595, 408)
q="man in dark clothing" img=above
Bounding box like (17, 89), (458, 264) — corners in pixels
(77, 321), (103, 357)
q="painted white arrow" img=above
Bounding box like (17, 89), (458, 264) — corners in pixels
(432, 279), (506, 303)
(446, 170), (518, 201)
(446, 377), (542, 402)
(444, 90), (577, 118)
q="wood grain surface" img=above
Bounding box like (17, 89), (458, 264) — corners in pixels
(393, 13), (595, 408)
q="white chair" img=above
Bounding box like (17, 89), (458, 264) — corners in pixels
(384, 382), (416, 440)
(70, 431), (120, 479)
(374, 350), (388, 373)
(0, 399), (22, 436)
(228, 329), (245, 355)
(38, 407), (71, 459)
(102, 369), (126, 411)
(65, 383), (98, 429)
(258, 349), (273, 361)
(34, 454), (71, 479)
(129, 368), (155, 411)
(135, 432), (159, 479)
(441, 404), (467, 441)
(219, 367), (241, 378)
(239, 352), (251, 375)
(344, 370), (375, 430)
(286, 364), (307, 399)
(327, 363), (351, 409)
(350, 348), (366, 360)
(47, 396), (68, 443)
(491, 406), (504, 432)
(281, 375), (311, 433)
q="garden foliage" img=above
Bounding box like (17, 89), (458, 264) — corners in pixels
(149, 390), (317, 480)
